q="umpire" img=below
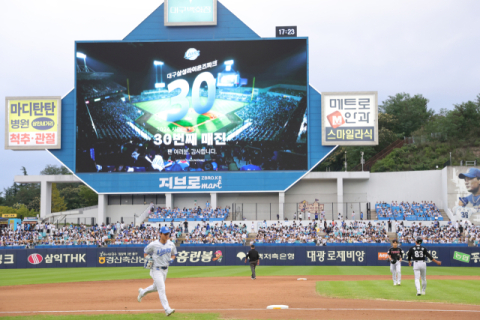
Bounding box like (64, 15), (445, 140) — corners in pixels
(244, 244), (260, 280)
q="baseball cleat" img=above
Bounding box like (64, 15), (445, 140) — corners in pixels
(417, 293), (421, 296)
(166, 309), (175, 316)
(394, 283), (397, 286)
(137, 288), (143, 302)
(421, 291), (426, 295)
(397, 282), (401, 285)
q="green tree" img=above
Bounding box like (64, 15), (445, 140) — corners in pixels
(51, 183), (67, 213)
(40, 164), (71, 175)
(79, 185), (98, 206)
(380, 93), (433, 136)
(27, 197), (41, 212)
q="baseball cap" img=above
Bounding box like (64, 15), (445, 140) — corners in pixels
(416, 237), (423, 244)
(459, 168), (480, 179)
(160, 226), (170, 234)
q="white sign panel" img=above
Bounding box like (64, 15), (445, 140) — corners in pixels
(321, 91), (378, 146)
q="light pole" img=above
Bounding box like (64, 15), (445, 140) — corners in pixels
(345, 151), (347, 172)
(361, 151), (364, 171)
(76, 52), (87, 71)
(154, 61), (164, 89)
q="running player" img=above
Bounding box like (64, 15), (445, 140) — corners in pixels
(407, 237), (442, 296)
(137, 226), (177, 316)
(387, 240), (403, 286)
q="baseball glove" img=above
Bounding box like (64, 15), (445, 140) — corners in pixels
(390, 259), (397, 264)
(144, 255), (153, 269)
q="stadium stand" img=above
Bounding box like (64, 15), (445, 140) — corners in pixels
(396, 220), (474, 245)
(375, 201), (444, 221)
(182, 222), (248, 245)
(77, 80), (126, 100)
(148, 206), (230, 222)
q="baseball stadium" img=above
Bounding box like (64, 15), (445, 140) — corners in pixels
(2, 1), (480, 320)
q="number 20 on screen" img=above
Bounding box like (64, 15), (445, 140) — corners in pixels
(166, 72), (216, 123)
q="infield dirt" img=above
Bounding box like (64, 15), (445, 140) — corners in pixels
(1, 275), (480, 319)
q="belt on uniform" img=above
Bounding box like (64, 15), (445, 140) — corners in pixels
(156, 266), (168, 270)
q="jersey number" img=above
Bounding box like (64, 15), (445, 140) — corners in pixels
(414, 251), (423, 258)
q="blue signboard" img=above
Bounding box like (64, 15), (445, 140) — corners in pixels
(1, 246), (479, 269)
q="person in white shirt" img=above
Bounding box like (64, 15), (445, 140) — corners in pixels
(138, 226), (177, 316)
(307, 211), (311, 220)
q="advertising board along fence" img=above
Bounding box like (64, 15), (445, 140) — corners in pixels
(0, 245), (479, 269)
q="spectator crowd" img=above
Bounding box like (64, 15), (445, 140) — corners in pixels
(183, 222), (248, 244)
(255, 220), (390, 244)
(395, 220), (480, 245)
(0, 221), (180, 247)
(375, 201), (443, 221)
(149, 206), (230, 221)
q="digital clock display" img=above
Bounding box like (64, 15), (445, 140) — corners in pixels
(276, 26), (297, 37)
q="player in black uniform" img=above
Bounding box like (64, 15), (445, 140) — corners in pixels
(387, 240), (403, 286)
(407, 237), (441, 296)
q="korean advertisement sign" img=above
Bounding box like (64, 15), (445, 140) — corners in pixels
(321, 91), (378, 146)
(5, 96), (61, 150)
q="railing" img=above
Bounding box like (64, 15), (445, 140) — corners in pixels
(353, 139), (405, 171)
(137, 205), (153, 226)
(231, 202), (370, 221)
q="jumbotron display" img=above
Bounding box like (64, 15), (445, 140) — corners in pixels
(75, 39), (308, 173)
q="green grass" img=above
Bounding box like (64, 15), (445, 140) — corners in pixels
(316, 280), (480, 305)
(0, 314), (221, 320)
(134, 97), (245, 135)
(1, 266), (479, 287)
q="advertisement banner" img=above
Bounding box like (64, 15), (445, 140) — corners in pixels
(447, 166), (480, 224)
(5, 96), (62, 150)
(1, 246), (479, 269)
(165, 0), (217, 26)
(321, 91), (378, 146)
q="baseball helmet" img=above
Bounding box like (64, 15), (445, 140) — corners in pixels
(160, 226), (171, 234)
(416, 237), (423, 244)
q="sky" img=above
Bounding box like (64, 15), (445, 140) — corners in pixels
(1, 0), (479, 192)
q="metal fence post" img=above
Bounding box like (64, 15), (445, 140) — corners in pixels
(270, 203), (272, 220)
(256, 203), (257, 221)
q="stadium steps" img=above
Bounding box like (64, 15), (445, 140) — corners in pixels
(352, 139), (406, 171)
(439, 209), (450, 221)
(247, 233), (257, 245)
(387, 232), (397, 241)
(176, 234), (186, 247)
(371, 210), (378, 220)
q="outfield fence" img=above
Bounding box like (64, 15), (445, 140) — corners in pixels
(0, 245), (478, 269)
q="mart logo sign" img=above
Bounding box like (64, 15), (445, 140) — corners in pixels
(453, 251), (470, 263)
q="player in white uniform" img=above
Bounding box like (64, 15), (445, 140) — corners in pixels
(407, 237), (441, 296)
(137, 226), (177, 316)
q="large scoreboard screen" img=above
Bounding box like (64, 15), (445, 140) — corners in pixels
(75, 39), (308, 174)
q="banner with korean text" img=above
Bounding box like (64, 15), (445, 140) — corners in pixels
(321, 91), (378, 146)
(1, 246), (479, 269)
(5, 96), (62, 150)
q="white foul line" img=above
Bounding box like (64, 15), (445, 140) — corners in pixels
(1, 308), (480, 314)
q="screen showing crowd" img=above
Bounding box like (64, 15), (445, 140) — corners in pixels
(75, 39), (308, 173)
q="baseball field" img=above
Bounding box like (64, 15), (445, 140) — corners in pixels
(1, 266), (480, 319)
(134, 98), (245, 135)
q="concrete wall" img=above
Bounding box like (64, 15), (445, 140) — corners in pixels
(366, 170), (443, 206)
(105, 205), (150, 225)
(173, 193), (210, 209)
